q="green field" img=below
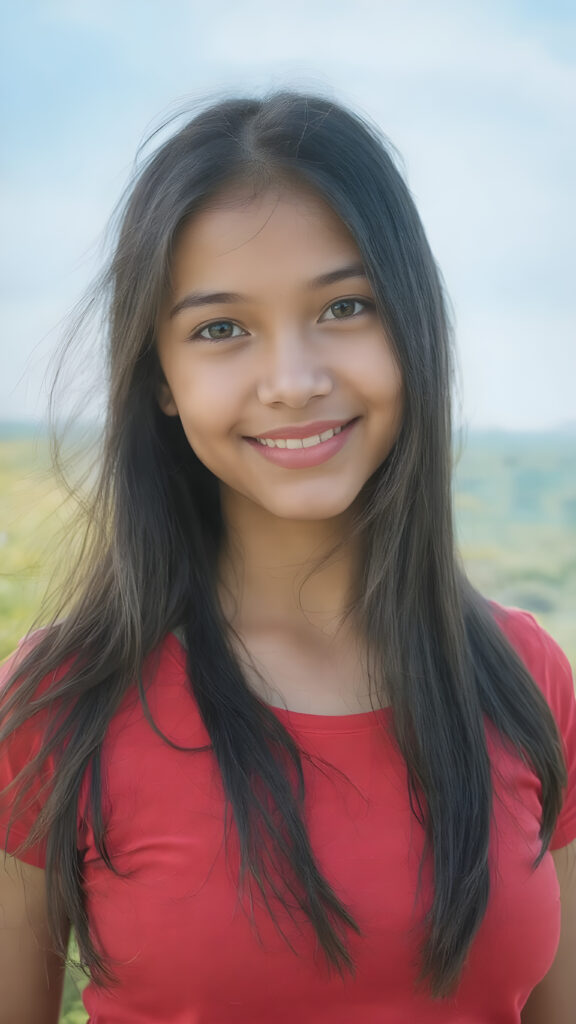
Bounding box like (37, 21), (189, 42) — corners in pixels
(453, 429), (576, 664)
(1, 426), (575, 1021)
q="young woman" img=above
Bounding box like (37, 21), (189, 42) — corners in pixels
(1, 89), (574, 1023)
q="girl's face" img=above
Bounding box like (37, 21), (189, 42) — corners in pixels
(156, 184), (403, 524)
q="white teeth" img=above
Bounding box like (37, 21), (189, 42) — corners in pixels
(256, 425), (344, 449)
(319, 428), (336, 442)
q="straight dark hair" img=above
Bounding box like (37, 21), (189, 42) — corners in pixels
(0, 88), (567, 999)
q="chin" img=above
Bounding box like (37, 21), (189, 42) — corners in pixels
(264, 494), (359, 522)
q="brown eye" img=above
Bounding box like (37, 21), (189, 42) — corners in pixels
(321, 298), (373, 321)
(193, 321), (246, 342)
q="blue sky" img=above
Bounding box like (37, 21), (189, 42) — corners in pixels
(1, 0), (575, 429)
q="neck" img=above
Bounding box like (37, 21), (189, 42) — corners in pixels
(216, 487), (360, 642)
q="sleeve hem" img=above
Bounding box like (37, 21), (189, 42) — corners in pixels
(0, 825), (47, 868)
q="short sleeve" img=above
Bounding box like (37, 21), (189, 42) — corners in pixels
(496, 606), (576, 850)
(0, 642), (54, 867)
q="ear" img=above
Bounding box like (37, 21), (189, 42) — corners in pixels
(157, 380), (179, 417)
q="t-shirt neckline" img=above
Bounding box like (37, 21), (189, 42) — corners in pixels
(167, 631), (391, 734)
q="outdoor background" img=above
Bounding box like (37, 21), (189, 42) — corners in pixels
(0, 2), (574, 1021)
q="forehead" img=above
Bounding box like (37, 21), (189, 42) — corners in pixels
(170, 184), (362, 289)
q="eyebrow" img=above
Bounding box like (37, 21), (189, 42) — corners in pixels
(168, 262), (369, 319)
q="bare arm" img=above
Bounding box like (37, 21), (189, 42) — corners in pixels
(521, 839), (576, 1024)
(0, 852), (70, 1024)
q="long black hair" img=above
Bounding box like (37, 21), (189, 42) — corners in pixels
(0, 88), (566, 998)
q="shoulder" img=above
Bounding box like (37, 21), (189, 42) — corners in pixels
(489, 602), (574, 708)
(490, 605), (576, 850)
(0, 627), (69, 750)
(1, 627), (57, 688)
(491, 601), (560, 656)
(0, 631), (54, 724)
(1, 628), (185, 709)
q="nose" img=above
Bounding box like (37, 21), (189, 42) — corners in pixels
(256, 331), (333, 408)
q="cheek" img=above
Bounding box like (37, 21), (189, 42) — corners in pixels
(362, 350), (403, 414)
(168, 363), (241, 436)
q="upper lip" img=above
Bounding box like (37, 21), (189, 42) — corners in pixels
(248, 418), (356, 440)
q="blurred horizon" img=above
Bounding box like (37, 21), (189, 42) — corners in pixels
(2, 422), (575, 670)
(2, 419), (576, 439)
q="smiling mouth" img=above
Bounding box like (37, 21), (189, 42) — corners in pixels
(244, 418), (358, 445)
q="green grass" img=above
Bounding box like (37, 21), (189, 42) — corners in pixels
(1, 430), (574, 1021)
(0, 438), (72, 660)
(60, 937), (90, 1023)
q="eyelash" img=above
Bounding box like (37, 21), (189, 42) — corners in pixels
(189, 297), (375, 343)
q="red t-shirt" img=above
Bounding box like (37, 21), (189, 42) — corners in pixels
(1, 606), (575, 1023)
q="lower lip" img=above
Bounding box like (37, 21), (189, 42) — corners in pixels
(243, 419), (359, 469)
